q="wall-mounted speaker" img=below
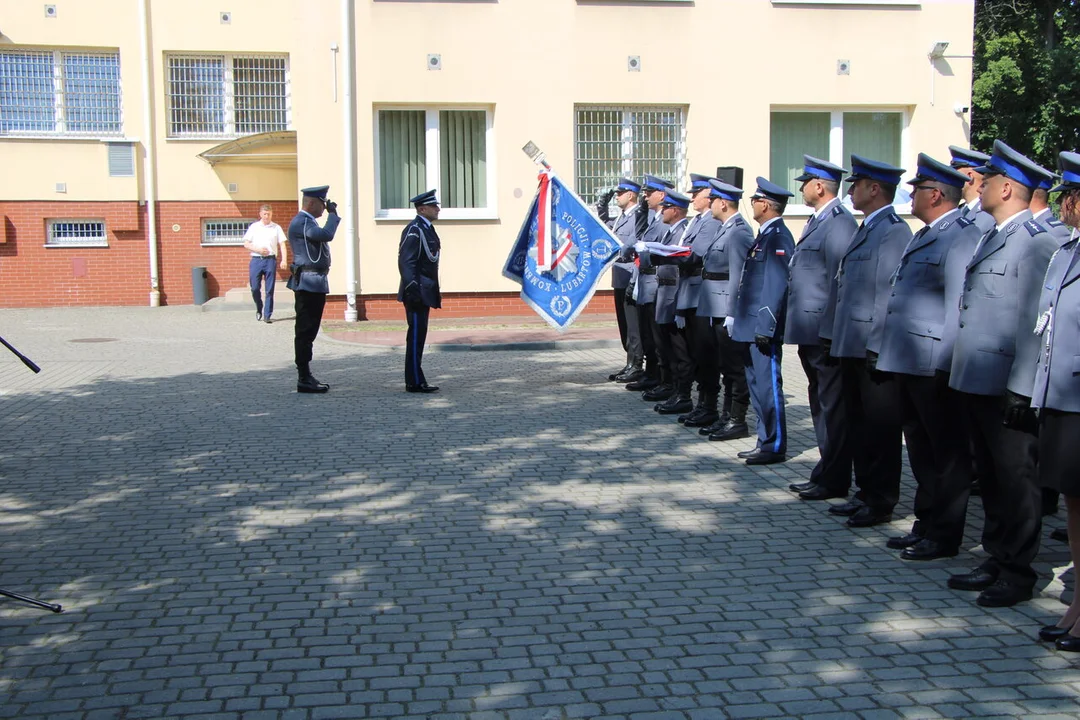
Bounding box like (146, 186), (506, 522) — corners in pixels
(715, 166), (744, 190)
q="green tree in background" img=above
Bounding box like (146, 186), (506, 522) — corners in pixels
(972, 0), (1080, 168)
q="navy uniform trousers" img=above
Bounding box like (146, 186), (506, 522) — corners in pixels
(843, 360), (904, 512)
(799, 345), (852, 491)
(294, 291), (326, 369)
(746, 342), (786, 454)
(404, 303), (430, 387)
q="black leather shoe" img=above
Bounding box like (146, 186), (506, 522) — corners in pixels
(1056, 634), (1080, 652)
(264, 317), (272, 324)
(887, 532), (923, 550)
(699, 418), (727, 436)
(799, 485), (846, 501)
(256, 311), (262, 321)
(626, 377), (660, 391)
(846, 506), (892, 528)
(678, 407), (704, 424)
(297, 376), (329, 394)
(744, 449), (786, 466)
(684, 411), (719, 429)
(406, 383), (439, 393)
(947, 567), (998, 591)
(976, 579), (1033, 607)
(789, 481), (816, 493)
(900, 539), (959, 561)
(643, 385), (674, 401)
(657, 397), (694, 414)
(615, 368), (646, 384)
(828, 500), (864, 517)
(1051, 528), (1069, 543)
(1039, 625), (1073, 642)
(708, 422), (750, 442)
(609, 364), (632, 381)
(736, 447), (762, 459)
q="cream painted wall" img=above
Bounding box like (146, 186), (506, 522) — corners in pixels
(1, 0), (977, 297)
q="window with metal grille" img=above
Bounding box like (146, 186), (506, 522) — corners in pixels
(0, 49), (122, 136)
(574, 106), (686, 203)
(47, 220), (108, 247)
(375, 107), (494, 219)
(202, 219), (251, 246)
(166, 54), (289, 138)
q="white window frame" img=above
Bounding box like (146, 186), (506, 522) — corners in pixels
(574, 105), (688, 198)
(165, 53), (291, 140)
(373, 106), (497, 221)
(46, 219), (108, 248)
(0, 49), (123, 138)
(201, 218), (252, 247)
(770, 106), (912, 217)
(773, 0), (919, 6)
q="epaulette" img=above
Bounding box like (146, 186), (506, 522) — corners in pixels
(831, 205), (844, 217)
(732, 216), (746, 226)
(1046, 217), (1064, 227)
(887, 213), (903, 224)
(1024, 220), (1047, 236)
(956, 217), (974, 228)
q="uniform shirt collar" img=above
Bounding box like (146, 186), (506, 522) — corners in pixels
(758, 216), (781, 233)
(416, 214), (432, 228)
(933, 208), (962, 227)
(862, 205), (891, 226)
(300, 210), (316, 220)
(813, 197), (840, 219)
(996, 209), (1028, 232)
(723, 212), (743, 228)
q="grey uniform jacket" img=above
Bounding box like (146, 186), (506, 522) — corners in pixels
(675, 213), (722, 311)
(876, 212), (982, 376)
(960, 198), (996, 236)
(831, 208), (912, 358)
(609, 206), (644, 289)
(287, 210), (340, 294)
(653, 218), (690, 324)
(629, 211), (666, 304)
(1032, 236), (1080, 411)
(697, 214), (754, 319)
(949, 211), (1058, 397)
(1033, 209), (1075, 246)
(785, 199), (858, 345)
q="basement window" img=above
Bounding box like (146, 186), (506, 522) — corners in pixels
(46, 219), (108, 247)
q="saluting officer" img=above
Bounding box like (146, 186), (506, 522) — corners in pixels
(398, 189), (442, 393)
(946, 140), (1058, 608)
(829, 156), (912, 528)
(731, 178), (795, 466)
(876, 154), (982, 560)
(700, 179), (754, 442)
(949, 146), (996, 235)
(287, 185), (339, 394)
(784, 157), (859, 500)
(1031, 151), (1080, 650)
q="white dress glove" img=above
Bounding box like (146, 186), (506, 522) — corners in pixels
(723, 316), (734, 334)
(634, 241), (646, 253)
(675, 315), (686, 330)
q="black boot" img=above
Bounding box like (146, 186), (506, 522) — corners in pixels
(297, 364), (329, 394)
(709, 401), (748, 441)
(684, 388), (719, 428)
(678, 388), (705, 424)
(614, 364), (645, 383)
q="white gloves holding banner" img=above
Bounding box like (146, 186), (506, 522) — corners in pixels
(634, 241), (646, 253)
(723, 316), (734, 334)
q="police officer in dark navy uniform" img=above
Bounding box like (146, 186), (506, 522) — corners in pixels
(946, 140), (1058, 608)
(784, 157), (859, 500)
(876, 154), (982, 560)
(398, 190), (442, 393)
(731, 178), (796, 466)
(287, 185), (340, 394)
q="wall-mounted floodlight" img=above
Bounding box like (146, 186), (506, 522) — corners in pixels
(928, 41), (949, 60)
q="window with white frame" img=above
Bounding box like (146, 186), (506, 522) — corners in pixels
(0, 49), (122, 136)
(375, 107), (494, 219)
(770, 109), (908, 212)
(46, 220), (108, 247)
(201, 219), (251, 246)
(575, 105), (686, 203)
(166, 54), (289, 138)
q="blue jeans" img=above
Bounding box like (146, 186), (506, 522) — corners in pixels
(249, 256), (278, 318)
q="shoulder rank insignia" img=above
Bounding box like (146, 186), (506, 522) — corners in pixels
(956, 217), (974, 228)
(1024, 220), (1047, 236)
(733, 216), (745, 225)
(939, 220), (951, 231)
(1047, 217), (1064, 227)
(887, 213), (903, 224)
(831, 205), (844, 217)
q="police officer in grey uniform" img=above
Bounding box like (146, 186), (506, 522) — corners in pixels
(949, 146), (997, 236)
(700, 179), (754, 441)
(598, 178), (647, 381)
(641, 194), (691, 406)
(287, 185), (340, 394)
(785, 157), (859, 500)
(1032, 151), (1080, 649)
(946, 140), (1058, 608)
(829, 156), (912, 528)
(625, 177), (672, 391)
(876, 154), (983, 560)
(731, 178), (796, 466)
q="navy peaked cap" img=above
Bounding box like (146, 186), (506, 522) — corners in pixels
(975, 140), (1054, 190)
(751, 176), (795, 202)
(1052, 151), (1080, 193)
(948, 146), (991, 169)
(708, 179), (743, 202)
(301, 185), (330, 200)
(643, 174), (675, 192)
(794, 155), (846, 184)
(907, 153), (970, 188)
(845, 154), (905, 186)
(660, 190), (691, 209)
(410, 189), (439, 206)
(689, 173), (716, 192)
(616, 178), (641, 193)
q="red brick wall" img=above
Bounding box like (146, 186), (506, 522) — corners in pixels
(328, 291), (619, 321)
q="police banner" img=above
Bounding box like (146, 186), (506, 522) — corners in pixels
(503, 169), (623, 330)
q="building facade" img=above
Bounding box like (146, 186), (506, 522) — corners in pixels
(0, 0), (976, 317)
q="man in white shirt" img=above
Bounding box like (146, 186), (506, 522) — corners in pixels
(243, 204), (288, 323)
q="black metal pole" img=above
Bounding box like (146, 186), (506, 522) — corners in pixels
(0, 588), (62, 613)
(0, 335), (41, 374)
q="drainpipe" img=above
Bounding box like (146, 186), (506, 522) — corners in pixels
(341, 0), (360, 321)
(138, 0), (161, 306)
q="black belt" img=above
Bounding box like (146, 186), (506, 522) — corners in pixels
(679, 268), (702, 278)
(294, 264), (327, 275)
(638, 266), (656, 275)
(702, 271), (729, 281)
(657, 278), (677, 286)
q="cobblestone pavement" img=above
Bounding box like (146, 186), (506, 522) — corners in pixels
(0, 307), (1078, 720)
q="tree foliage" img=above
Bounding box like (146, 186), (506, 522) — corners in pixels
(972, 0), (1080, 168)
